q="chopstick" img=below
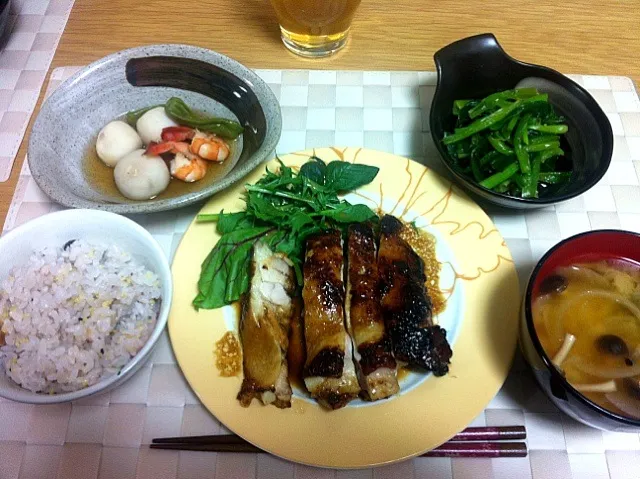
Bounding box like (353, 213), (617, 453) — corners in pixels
(449, 426), (526, 442)
(152, 426), (526, 445)
(423, 442), (527, 458)
(151, 426), (527, 458)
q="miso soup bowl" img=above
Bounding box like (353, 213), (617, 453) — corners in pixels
(520, 230), (640, 432)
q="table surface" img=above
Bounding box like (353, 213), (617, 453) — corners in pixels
(1, 0), (639, 223)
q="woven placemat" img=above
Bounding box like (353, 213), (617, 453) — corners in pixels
(0, 0), (75, 182)
(1, 67), (640, 479)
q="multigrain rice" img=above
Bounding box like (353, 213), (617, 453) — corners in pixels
(0, 240), (161, 393)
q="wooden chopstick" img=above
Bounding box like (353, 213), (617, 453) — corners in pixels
(424, 442), (527, 458)
(151, 441), (261, 453)
(150, 440), (527, 458)
(449, 426), (526, 442)
(153, 434), (248, 445)
(151, 426), (527, 458)
(152, 426), (526, 445)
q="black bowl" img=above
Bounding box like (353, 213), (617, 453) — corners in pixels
(521, 230), (640, 432)
(0, 0), (10, 42)
(430, 33), (613, 209)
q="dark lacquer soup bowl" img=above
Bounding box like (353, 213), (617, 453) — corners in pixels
(521, 230), (640, 432)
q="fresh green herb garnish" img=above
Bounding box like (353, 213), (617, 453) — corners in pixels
(192, 157), (380, 310)
(125, 97), (244, 140)
(443, 88), (571, 199)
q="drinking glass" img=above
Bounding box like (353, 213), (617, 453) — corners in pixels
(268, 0), (362, 58)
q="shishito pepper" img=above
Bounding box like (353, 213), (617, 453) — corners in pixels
(126, 97), (244, 140)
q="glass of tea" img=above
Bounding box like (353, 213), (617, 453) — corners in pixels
(268, 0), (362, 58)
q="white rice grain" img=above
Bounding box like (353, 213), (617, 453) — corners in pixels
(0, 240), (160, 394)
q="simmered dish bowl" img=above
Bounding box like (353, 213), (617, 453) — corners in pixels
(521, 230), (640, 432)
(0, 209), (172, 404)
(28, 44), (281, 214)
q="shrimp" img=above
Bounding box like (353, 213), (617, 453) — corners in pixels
(147, 140), (207, 182)
(146, 140), (199, 160)
(153, 129), (230, 162)
(170, 153), (208, 182)
(161, 126), (195, 142)
(190, 132), (230, 162)
(146, 128), (228, 182)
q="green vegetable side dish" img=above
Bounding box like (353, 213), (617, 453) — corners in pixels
(442, 88), (571, 199)
(126, 97), (244, 140)
(193, 157), (380, 310)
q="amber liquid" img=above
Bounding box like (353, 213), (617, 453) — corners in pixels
(533, 260), (640, 419)
(269, 0), (362, 56)
(83, 140), (239, 203)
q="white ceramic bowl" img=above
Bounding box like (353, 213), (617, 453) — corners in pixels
(0, 209), (172, 403)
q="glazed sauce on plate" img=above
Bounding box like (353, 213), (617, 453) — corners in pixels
(396, 366), (410, 382)
(214, 331), (242, 377)
(287, 297), (306, 392)
(399, 222), (446, 316)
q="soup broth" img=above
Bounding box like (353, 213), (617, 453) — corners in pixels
(84, 139), (239, 202)
(533, 260), (640, 419)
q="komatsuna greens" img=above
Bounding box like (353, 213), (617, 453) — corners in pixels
(443, 88), (570, 199)
(192, 157), (380, 310)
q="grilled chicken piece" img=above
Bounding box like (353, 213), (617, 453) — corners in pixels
(237, 242), (296, 408)
(346, 223), (399, 401)
(302, 230), (360, 409)
(378, 215), (452, 375)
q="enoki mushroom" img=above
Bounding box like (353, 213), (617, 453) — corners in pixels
(552, 333), (576, 367)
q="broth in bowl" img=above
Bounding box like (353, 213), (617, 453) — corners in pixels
(533, 260), (640, 419)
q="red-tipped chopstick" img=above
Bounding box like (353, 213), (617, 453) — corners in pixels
(151, 426), (527, 458)
(449, 426), (526, 442)
(423, 442), (527, 458)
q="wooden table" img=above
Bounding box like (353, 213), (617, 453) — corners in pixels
(1, 0), (638, 225)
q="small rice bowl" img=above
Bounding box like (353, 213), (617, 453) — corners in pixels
(0, 240), (161, 394)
